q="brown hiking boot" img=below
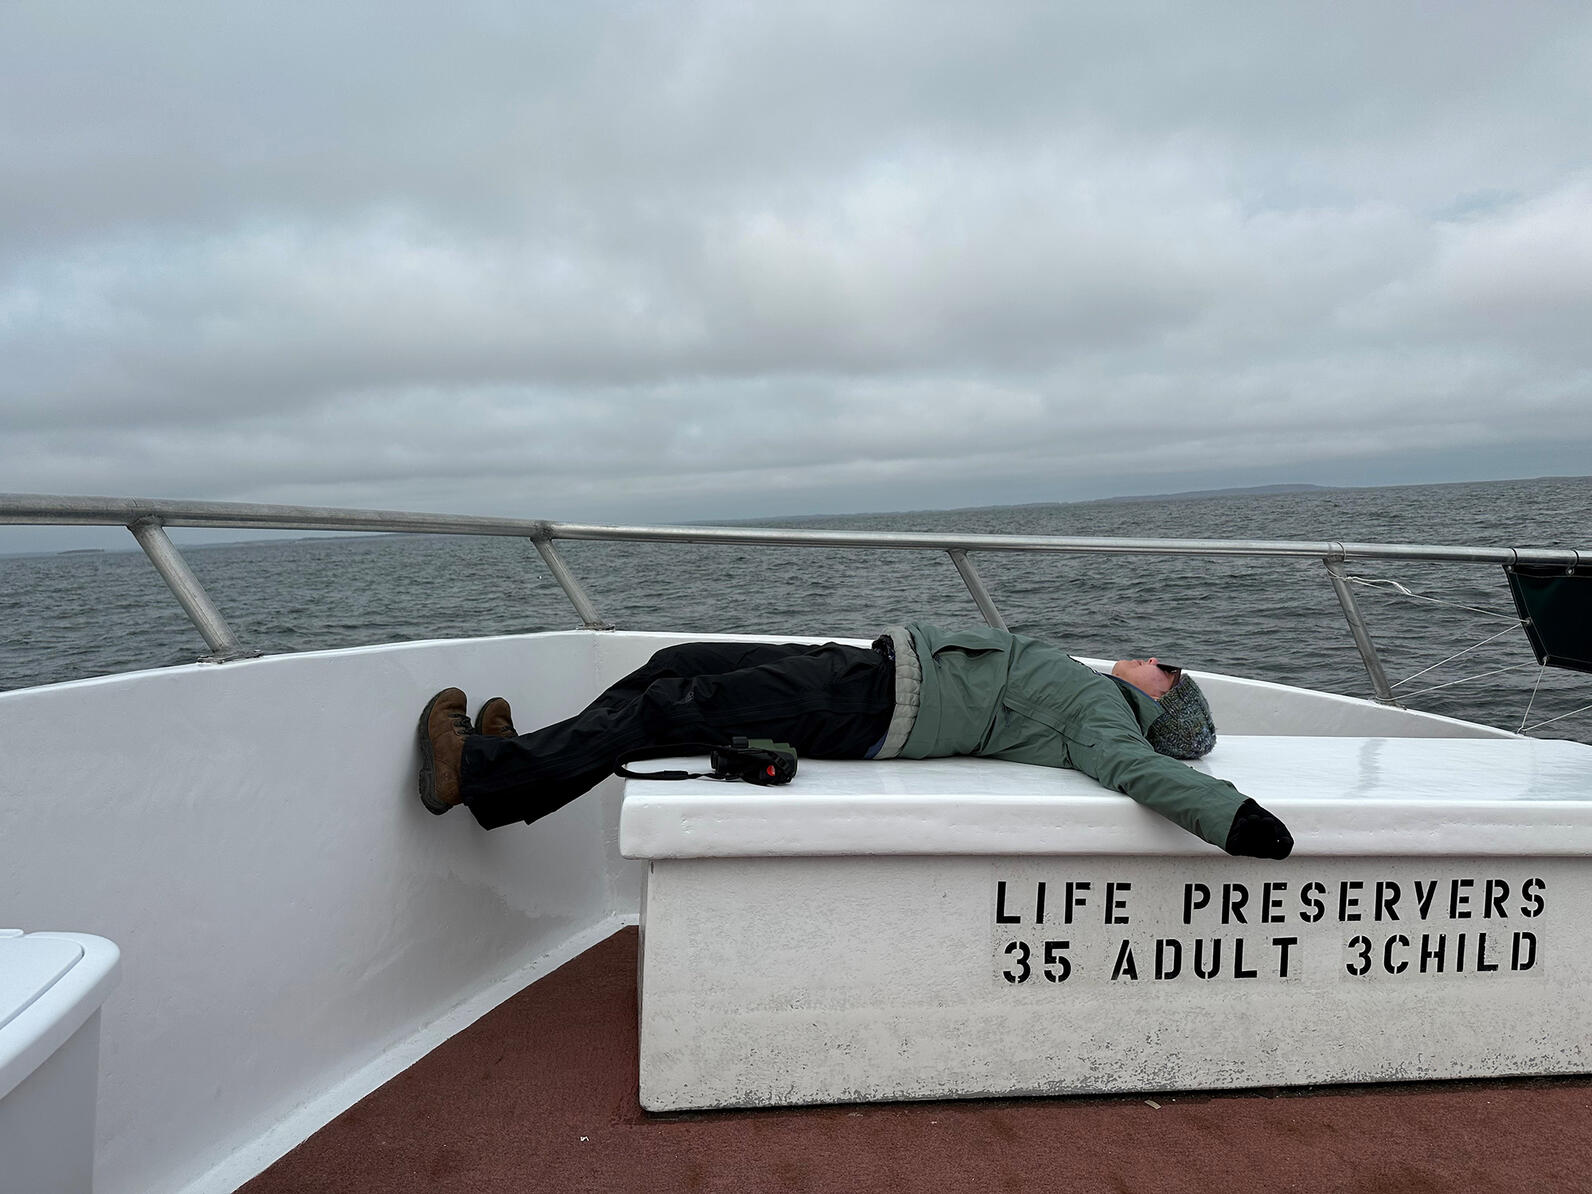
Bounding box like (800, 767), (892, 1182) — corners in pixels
(474, 696), (517, 739)
(417, 687), (472, 815)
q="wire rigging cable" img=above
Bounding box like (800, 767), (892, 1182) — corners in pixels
(1342, 572), (1586, 728)
(1519, 666), (1548, 733)
(1345, 572), (1528, 694)
(1397, 661), (1542, 701)
(1523, 699), (1592, 733)
(1391, 626), (1523, 690)
(1343, 574), (1519, 621)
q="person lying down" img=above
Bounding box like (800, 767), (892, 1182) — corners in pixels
(416, 623), (1293, 860)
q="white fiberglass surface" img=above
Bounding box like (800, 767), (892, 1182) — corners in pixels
(0, 933), (120, 1106)
(0, 937), (82, 1033)
(0, 631), (645, 1194)
(1193, 735), (1592, 803)
(622, 737), (1592, 860)
(0, 629), (1536, 1193)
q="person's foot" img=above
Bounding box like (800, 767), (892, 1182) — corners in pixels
(1224, 798), (1294, 859)
(417, 687), (472, 815)
(474, 696), (517, 738)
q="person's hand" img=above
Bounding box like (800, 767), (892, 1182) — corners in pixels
(1224, 799), (1293, 859)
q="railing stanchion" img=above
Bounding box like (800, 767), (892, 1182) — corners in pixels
(128, 518), (255, 660)
(532, 537), (615, 630)
(947, 549), (1007, 630)
(1324, 557), (1397, 705)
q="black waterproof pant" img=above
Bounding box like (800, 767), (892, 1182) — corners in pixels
(459, 639), (896, 830)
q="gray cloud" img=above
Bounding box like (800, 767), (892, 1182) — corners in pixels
(3, 1), (1591, 549)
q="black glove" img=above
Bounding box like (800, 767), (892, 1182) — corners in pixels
(1224, 798), (1294, 859)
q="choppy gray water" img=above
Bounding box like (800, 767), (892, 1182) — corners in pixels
(4, 477), (1591, 742)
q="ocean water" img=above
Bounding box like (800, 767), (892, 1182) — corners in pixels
(3, 477), (1591, 742)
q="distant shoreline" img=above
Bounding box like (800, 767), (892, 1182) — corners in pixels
(747, 475), (1589, 524)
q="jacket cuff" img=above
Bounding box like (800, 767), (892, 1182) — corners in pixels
(873, 627), (921, 759)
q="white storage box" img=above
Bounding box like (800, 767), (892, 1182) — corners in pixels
(0, 931), (121, 1194)
(623, 739), (1592, 1111)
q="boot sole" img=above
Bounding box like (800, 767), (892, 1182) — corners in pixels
(417, 690), (460, 816)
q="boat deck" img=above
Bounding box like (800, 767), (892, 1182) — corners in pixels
(239, 927), (1592, 1193)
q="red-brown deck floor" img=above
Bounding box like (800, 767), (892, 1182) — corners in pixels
(240, 927), (1592, 1193)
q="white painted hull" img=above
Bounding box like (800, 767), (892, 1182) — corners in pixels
(0, 631), (1553, 1192)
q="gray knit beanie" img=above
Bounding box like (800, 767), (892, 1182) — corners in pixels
(1146, 674), (1217, 759)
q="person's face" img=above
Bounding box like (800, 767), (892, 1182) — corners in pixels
(1112, 657), (1179, 699)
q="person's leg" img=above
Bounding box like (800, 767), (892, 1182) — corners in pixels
(433, 642), (811, 822)
(585, 640), (827, 709)
(459, 641), (893, 830)
(416, 642), (808, 826)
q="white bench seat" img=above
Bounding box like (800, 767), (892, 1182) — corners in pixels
(620, 735), (1592, 859)
(623, 735), (1592, 1111)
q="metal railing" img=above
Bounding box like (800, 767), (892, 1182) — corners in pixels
(3, 493), (1586, 703)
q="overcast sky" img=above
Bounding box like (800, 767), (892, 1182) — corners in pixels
(3, 2), (1590, 552)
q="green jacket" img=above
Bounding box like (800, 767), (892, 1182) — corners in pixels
(897, 623), (1247, 850)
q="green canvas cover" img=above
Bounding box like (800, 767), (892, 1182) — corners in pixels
(1505, 564), (1592, 674)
